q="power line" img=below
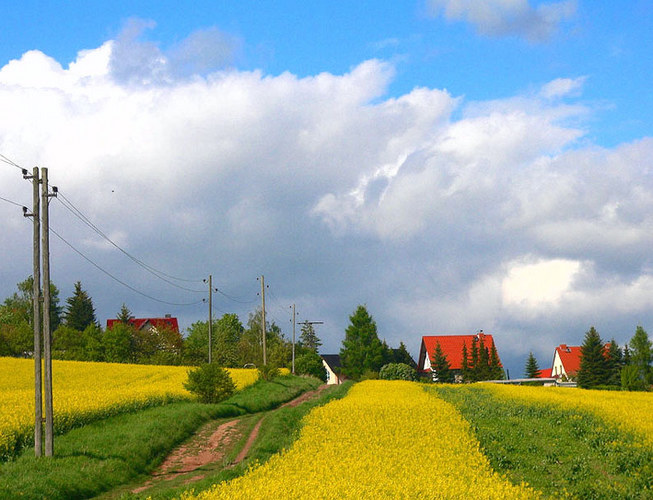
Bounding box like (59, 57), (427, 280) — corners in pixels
(55, 191), (205, 291)
(0, 194), (26, 208)
(215, 286), (257, 304)
(0, 154), (25, 172)
(50, 225), (204, 307)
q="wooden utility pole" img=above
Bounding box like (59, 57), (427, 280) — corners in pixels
(23, 167), (42, 456)
(260, 275), (266, 365)
(291, 304), (296, 374)
(208, 274), (213, 364)
(41, 167), (55, 457)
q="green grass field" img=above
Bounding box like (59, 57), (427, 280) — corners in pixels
(0, 375), (348, 500)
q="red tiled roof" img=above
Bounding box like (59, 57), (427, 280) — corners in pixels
(106, 317), (179, 333)
(419, 333), (501, 371)
(537, 367), (553, 378)
(555, 344), (582, 375)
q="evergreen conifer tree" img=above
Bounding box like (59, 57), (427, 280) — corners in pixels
(64, 282), (97, 332)
(461, 343), (469, 381)
(629, 326), (652, 387)
(339, 305), (384, 379)
(577, 326), (609, 388)
(431, 342), (454, 383)
(606, 339), (623, 386)
(524, 351), (541, 378)
(489, 343), (504, 379)
(117, 303), (133, 324)
(300, 322), (322, 352)
(469, 337), (479, 382)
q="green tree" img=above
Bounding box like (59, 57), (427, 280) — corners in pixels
(214, 313), (244, 367)
(524, 351), (541, 378)
(0, 277), (62, 355)
(392, 341), (416, 367)
(299, 322), (322, 352)
(379, 362), (417, 381)
(629, 326), (652, 389)
(116, 303), (133, 323)
(64, 281), (97, 331)
(102, 322), (133, 363)
(606, 339), (623, 386)
(469, 337), (480, 382)
(577, 326), (609, 389)
(339, 305), (384, 379)
(489, 343), (504, 380)
(238, 309), (290, 368)
(460, 343), (470, 382)
(184, 364), (236, 403)
(295, 351), (327, 382)
(183, 320), (211, 365)
(431, 342), (454, 383)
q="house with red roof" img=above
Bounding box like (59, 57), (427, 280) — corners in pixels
(106, 315), (180, 334)
(418, 331), (502, 381)
(551, 344), (582, 380)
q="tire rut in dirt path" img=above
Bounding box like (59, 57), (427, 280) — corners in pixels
(130, 384), (329, 495)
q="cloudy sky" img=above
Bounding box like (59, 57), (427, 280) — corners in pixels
(1, 0), (651, 376)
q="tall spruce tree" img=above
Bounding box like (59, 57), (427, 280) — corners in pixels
(524, 351), (541, 378)
(299, 322), (322, 352)
(64, 281), (97, 332)
(117, 303), (133, 323)
(606, 339), (623, 386)
(489, 343), (504, 379)
(461, 343), (470, 382)
(577, 326), (609, 388)
(431, 342), (454, 383)
(469, 337), (480, 382)
(393, 341), (415, 367)
(340, 305), (384, 379)
(629, 326), (652, 387)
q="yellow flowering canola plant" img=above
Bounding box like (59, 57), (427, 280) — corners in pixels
(484, 384), (653, 445)
(0, 357), (258, 459)
(185, 380), (540, 500)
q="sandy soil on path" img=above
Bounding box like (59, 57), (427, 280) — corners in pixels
(130, 384), (328, 495)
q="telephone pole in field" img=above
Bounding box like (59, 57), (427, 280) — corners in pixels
(259, 275), (267, 365)
(23, 167), (42, 456)
(41, 167), (56, 457)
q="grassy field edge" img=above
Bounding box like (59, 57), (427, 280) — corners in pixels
(0, 375), (321, 500)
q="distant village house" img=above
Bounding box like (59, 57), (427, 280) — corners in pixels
(418, 331), (503, 382)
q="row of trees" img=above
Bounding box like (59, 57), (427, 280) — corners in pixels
(0, 278), (97, 357)
(577, 326), (652, 390)
(430, 337), (504, 384)
(524, 326), (652, 391)
(0, 277), (298, 367)
(338, 305), (415, 380)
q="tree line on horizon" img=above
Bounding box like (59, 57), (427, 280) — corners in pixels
(0, 278), (415, 378)
(524, 326), (652, 391)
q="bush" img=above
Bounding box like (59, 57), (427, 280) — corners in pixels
(295, 352), (327, 382)
(183, 363), (236, 403)
(379, 363), (417, 381)
(360, 370), (379, 380)
(258, 364), (281, 381)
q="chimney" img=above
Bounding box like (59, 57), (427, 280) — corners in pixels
(165, 313), (171, 318)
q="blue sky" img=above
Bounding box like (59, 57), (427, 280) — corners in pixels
(1, 0), (652, 376)
(3, 0), (650, 146)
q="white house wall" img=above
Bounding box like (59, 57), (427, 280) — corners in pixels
(551, 351), (565, 378)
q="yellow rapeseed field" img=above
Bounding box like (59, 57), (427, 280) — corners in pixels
(0, 357), (258, 459)
(484, 384), (653, 445)
(184, 380), (540, 499)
